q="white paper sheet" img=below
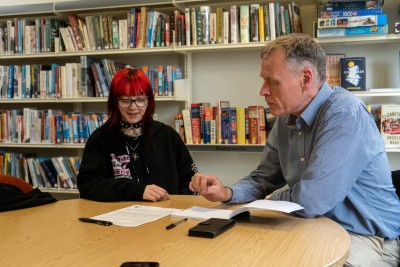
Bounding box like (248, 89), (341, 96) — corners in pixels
(171, 199), (304, 221)
(91, 205), (181, 227)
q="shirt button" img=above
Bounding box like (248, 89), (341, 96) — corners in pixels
(298, 132), (302, 136)
(300, 157), (305, 161)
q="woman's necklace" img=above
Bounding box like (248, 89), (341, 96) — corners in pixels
(120, 121), (143, 139)
(125, 140), (140, 161)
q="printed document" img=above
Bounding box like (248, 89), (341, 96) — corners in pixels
(91, 205), (181, 227)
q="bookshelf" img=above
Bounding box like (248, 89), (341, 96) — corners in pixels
(0, 0), (399, 190)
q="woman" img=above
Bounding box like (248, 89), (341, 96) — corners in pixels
(77, 68), (198, 202)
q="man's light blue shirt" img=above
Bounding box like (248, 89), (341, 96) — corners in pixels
(229, 83), (400, 239)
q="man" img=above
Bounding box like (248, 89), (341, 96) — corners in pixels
(189, 33), (400, 266)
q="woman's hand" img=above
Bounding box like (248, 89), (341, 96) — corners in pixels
(143, 184), (170, 202)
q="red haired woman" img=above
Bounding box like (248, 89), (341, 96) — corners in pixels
(77, 68), (197, 202)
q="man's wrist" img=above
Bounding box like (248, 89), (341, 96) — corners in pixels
(222, 187), (233, 203)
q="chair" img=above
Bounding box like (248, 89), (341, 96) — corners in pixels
(0, 174), (34, 193)
(392, 170), (400, 198)
(0, 174), (57, 212)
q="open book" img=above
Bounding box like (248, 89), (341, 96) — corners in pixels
(171, 199), (304, 221)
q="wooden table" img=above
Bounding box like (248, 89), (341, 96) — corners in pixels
(0, 195), (350, 267)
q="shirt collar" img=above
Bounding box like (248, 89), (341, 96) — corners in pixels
(298, 83), (333, 127)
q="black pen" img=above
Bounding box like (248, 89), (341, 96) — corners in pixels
(166, 218), (188, 230)
(79, 217), (113, 226)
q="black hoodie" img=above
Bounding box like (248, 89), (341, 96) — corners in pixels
(77, 121), (197, 201)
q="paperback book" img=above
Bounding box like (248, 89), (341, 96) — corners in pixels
(340, 57), (366, 91)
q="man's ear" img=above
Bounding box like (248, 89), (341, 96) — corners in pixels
(301, 67), (314, 90)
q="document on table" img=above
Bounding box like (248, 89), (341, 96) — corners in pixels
(172, 199), (304, 221)
(91, 205), (181, 227)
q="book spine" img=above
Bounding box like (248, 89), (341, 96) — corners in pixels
(220, 107), (231, 144)
(230, 6), (239, 44)
(216, 7), (223, 44)
(268, 3), (276, 40)
(191, 103), (201, 144)
(239, 5), (250, 43)
(230, 107), (237, 144)
(182, 109), (193, 144)
(248, 105), (259, 144)
(236, 107), (246, 144)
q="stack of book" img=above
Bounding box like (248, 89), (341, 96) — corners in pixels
(317, 0), (388, 38)
(177, 101), (276, 145)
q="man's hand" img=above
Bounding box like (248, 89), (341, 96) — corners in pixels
(189, 173), (232, 202)
(143, 184), (170, 202)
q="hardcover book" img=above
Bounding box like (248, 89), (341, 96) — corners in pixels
(380, 105), (400, 147)
(191, 103), (201, 144)
(340, 57), (366, 91)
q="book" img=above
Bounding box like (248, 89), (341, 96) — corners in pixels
(216, 100), (230, 144)
(380, 105), (400, 147)
(318, 13), (386, 29)
(190, 103), (201, 144)
(320, 8), (382, 18)
(268, 2), (276, 40)
(236, 107), (246, 144)
(325, 54), (345, 87)
(230, 5), (239, 44)
(258, 106), (266, 144)
(317, 25), (388, 38)
(248, 105), (260, 144)
(220, 107), (231, 144)
(182, 109), (193, 144)
(174, 114), (185, 142)
(80, 56), (99, 97)
(239, 5), (250, 43)
(340, 57), (366, 91)
(171, 199), (304, 221)
(290, 1), (302, 33)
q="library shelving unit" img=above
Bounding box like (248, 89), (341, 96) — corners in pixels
(1, 0), (399, 190)
(0, 0), (190, 196)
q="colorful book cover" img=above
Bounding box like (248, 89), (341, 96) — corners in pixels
(340, 57), (366, 91)
(318, 14), (387, 29)
(380, 105), (400, 147)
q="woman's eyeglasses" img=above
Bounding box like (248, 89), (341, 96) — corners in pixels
(118, 98), (148, 108)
